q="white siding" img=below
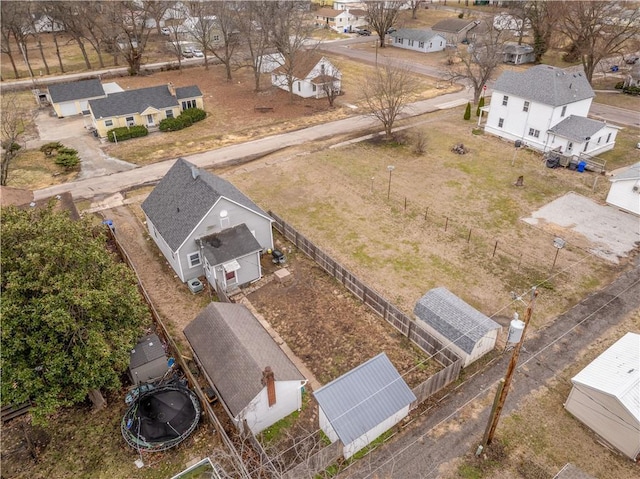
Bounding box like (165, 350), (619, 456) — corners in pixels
(319, 407), (340, 443)
(343, 405), (410, 459)
(392, 35), (446, 53)
(467, 329), (498, 365)
(145, 215), (185, 281)
(565, 384), (640, 460)
(240, 380), (303, 435)
(606, 180), (640, 216)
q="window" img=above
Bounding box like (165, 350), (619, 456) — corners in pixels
(523, 101), (529, 112)
(597, 136), (601, 144)
(583, 142), (589, 152)
(105, 119), (113, 127)
(561, 105), (567, 117)
(312, 84), (317, 92)
(419, 41), (424, 48)
(606, 133), (611, 142)
(502, 95), (509, 106)
(528, 128), (540, 138)
(429, 42), (432, 48)
(126, 116), (134, 126)
(187, 252), (201, 268)
(225, 270), (235, 281)
(409, 40), (414, 47)
(165, 110), (174, 119)
(213, 35), (220, 42)
(498, 118), (504, 128)
(181, 100), (196, 110)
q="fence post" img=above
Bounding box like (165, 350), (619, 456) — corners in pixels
(424, 207), (429, 220)
(445, 216), (449, 232)
(404, 197), (407, 213)
(467, 228), (472, 243)
(492, 240), (498, 258)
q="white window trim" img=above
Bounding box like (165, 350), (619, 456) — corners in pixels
(187, 251), (202, 268)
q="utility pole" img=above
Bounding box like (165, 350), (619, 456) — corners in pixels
(480, 288), (538, 451)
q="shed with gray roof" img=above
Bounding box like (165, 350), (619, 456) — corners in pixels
(414, 287), (500, 367)
(141, 158), (273, 287)
(314, 353), (416, 459)
(389, 28), (447, 53)
(128, 333), (169, 385)
(48, 78), (106, 117)
(184, 302), (306, 434)
(432, 18), (479, 44)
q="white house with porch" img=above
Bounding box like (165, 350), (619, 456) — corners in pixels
(271, 54), (342, 100)
(388, 29), (447, 53)
(482, 65), (620, 159)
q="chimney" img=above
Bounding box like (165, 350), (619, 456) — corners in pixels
(262, 366), (276, 407)
(168, 82), (175, 96)
(191, 165), (199, 180)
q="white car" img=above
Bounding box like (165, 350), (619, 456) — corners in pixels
(160, 27), (171, 36)
(192, 49), (204, 58)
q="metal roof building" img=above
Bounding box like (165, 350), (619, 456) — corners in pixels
(414, 287), (501, 367)
(314, 353), (416, 459)
(564, 332), (640, 460)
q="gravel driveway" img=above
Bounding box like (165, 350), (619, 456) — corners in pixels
(32, 110), (136, 179)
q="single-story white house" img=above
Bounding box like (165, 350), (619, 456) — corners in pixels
(314, 353), (416, 459)
(413, 287), (501, 368)
(184, 302), (307, 435)
(503, 42), (535, 65)
(606, 162), (640, 216)
(564, 332), (640, 461)
(388, 29), (447, 53)
(271, 54), (341, 100)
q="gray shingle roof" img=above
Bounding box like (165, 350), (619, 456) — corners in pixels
(175, 85), (202, 100)
(141, 158), (270, 252)
(389, 28), (443, 43)
(199, 223), (262, 266)
(503, 42), (533, 54)
(89, 84), (178, 118)
(48, 79), (105, 103)
(413, 287), (500, 355)
(129, 334), (166, 369)
(548, 115), (606, 142)
(610, 162), (640, 182)
(493, 65), (595, 107)
(432, 18), (477, 33)
(313, 353), (416, 445)
(184, 303), (304, 417)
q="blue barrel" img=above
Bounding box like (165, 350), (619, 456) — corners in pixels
(577, 161), (587, 173)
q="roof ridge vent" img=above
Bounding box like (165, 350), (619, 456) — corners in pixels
(191, 165), (200, 180)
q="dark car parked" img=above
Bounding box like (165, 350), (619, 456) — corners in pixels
(625, 56), (639, 65)
(357, 29), (371, 36)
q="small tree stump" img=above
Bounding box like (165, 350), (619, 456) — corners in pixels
(514, 175), (524, 187)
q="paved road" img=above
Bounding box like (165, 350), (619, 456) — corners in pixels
(340, 260), (640, 478)
(589, 102), (640, 128)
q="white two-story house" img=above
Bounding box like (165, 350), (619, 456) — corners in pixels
(484, 65), (620, 159)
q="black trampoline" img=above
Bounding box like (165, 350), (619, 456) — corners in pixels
(121, 384), (201, 452)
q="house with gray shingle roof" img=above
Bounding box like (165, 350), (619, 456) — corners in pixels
(314, 353), (416, 459)
(141, 158), (273, 289)
(483, 65), (621, 158)
(184, 302), (306, 434)
(48, 79), (107, 117)
(606, 162), (640, 216)
(432, 18), (479, 45)
(388, 28), (447, 53)
(88, 83), (203, 138)
(413, 287), (500, 367)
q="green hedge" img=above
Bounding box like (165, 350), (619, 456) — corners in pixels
(622, 85), (640, 96)
(159, 108), (206, 132)
(106, 125), (148, 142)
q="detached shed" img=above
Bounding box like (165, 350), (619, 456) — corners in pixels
(606, 162), (640, 216)
(564, 332), (640, 461)
(128, 334), (169, 385)
(314, 353), (416, 459)
(413, 287), (500, 368)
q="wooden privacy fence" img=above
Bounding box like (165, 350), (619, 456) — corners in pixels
(282, 440), (343, 479)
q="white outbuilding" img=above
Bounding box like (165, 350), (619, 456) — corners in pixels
(605, 162), (640, 216)
(413, 287), (501, 368)
(564, 332), (640, 461)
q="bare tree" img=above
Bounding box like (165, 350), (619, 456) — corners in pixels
(362, 62), (419, 139)
(2, 1), (36, 79)
(320, 62), (342, 107)
(408, 0), (424, 20)
(191, 1), (239, 78)
(0, 2), (23, 78)
(364, 1), (403, 48)
(40, 2), (66, 73)
(111, 1), (155, 75)
(447, 20), (506, 104)
(559, 1), (640, 83)
(26, 2), (52, 75)
(50, 1), (93, 70)
(522, 0), (557, 63)
(1, 94), (31, 186)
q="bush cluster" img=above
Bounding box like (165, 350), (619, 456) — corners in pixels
(622, 85), (640, 96)
(159, 108), (206, 132)
(39, 142), (80, 170)
(106, 125), (148, 142)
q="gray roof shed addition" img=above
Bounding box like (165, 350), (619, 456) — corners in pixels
(493, 65), (594, 107)
(199, 223), (262, 266)
(314, 353), (416, 445)
(175, 85), (203, 100)
(432, 18), (477, 34)
(184, 303), (304, 417)
(141, 158), (270, 252)
(548, 115), (606, 142)
(48, 78), (105, 103)
(129, 333), (166, 369)
(413, 287), (500, 355)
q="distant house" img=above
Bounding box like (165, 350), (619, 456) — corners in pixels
(564, 332), (640, 461)
(623, 64), (640, 88)
(272, 54), (342, 100)
(88, 83), (203, 138)
(26, 13), (65, 33)
(257, 52), (285, 73)
(606, 162), (640, 216)
(431, 18), (479, 45)
(314, 353), (416, 459)
(388, 28), (447, 53)
(48, 79), (107, 117)
(484, 65), (621, 158)
(413, 287), (500, 367)
(141, 158), (273, 290)
(184, 302), (306, 434)
(314, 7), (367, 32)
(128, 334), (169, 385)
(502, 42), (535, 65)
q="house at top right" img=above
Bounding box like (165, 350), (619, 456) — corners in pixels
(483, 65), (621, 159)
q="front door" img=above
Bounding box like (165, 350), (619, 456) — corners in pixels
(147, 114), (154, 126)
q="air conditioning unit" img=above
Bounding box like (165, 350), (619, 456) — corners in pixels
(187, 278), (204, 294)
